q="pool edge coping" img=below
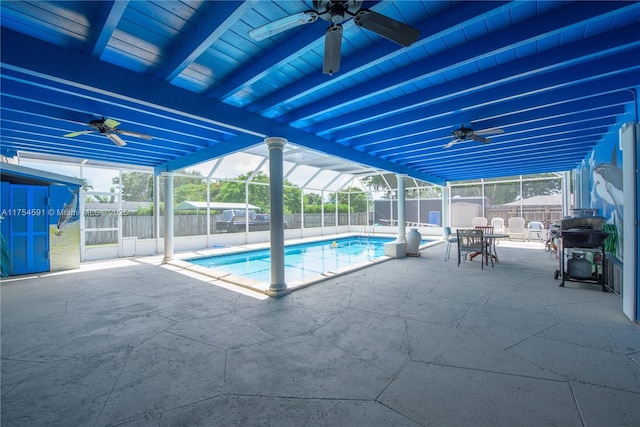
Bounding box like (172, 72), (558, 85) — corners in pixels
(165, 234), (442, 297)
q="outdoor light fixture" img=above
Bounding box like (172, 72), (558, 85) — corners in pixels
(106, 133), (127, 147)
(248, 11), (319, 41)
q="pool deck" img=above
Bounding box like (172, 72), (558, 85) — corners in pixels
(1, 238), (639, 426)
(167, 233), (440, 295)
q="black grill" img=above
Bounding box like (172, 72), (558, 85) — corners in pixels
(556, 216), (610, 291)
(561, 230), (610, 248)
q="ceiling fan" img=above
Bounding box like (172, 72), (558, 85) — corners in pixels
(249, 0), (420, 75)
(63, 117), (152, 147)
(443, 125), (504, 149)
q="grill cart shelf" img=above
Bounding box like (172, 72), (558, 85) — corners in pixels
(554, 217), (611, 292)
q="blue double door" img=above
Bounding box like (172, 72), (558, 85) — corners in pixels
(8, 185), (49, 275)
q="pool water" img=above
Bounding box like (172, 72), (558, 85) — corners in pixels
(186, 236), (427, 284)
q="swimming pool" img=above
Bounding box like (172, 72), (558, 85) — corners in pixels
(185, 236), (432, 286)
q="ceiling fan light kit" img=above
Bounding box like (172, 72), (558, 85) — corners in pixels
(106, 133), (127, 147)
(249, 0), (420, 75)
(248, 11), (319, 41)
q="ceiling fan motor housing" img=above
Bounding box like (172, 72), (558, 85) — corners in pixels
(453, 126), (473, 139)
(314, 0), (363, 22)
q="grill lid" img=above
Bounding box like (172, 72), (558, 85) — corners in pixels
(560, 216), (606, 231)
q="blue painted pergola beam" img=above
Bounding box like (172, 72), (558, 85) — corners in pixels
(280, 1), (631, 126)
(320, 24), (640, 141)
(348, 68), (640, 155)
(248, 1), (511, 116)
(1, 27), (446, 184)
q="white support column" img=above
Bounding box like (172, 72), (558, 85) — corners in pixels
(334, 191), (339, 231)
(153, 173), (161, 253)
(621, 122), (637, 321)
(266, 137), (288, 297)
(562, 171), (571, 217)
(441, 184), (449, 228)
(396, 174), (407, 242)
(300, 188), (305, 232)
(162, 172), (174, 263)
(384, 174), (407, 258)
(117, 170), (123, 258)
(206, 178), (211, 248)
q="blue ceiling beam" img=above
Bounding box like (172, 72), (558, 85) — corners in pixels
(424, 143), (601, 175)
(210, 1), (392, 101)
(0, 28), (265, 137)
(365, 104), (625, 155)
(0, 76), (236, 148)
(471, 93), (634, 132)
(331, 56), (640, 149)
(397, 124), (614, 165)
(362, 101), (626, 154)
(91, 1), (128, 58)
(207, 18), (327, 100)
(0, 107), (199, 158)
(153, 1), (252, 83)
(0, 27), (446, 184)
(417, 141), (601, 179)
(317, 23), (640, 140)
(281, 1), (632, 126)
(247, 1), (511, 116)
(0, 131), (161, 166)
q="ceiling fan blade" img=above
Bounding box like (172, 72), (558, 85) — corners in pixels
(443, 140), (457, 149)
(116, 130), (152, 140)
(323, 24), (343, 75)
(106, 133), (127, 147)
(64, 130), (95, 138)
(249, 11), (318, 41)
(474, 128), (504, 136)
(354, 10), (419, 47)
(470, 134), (488, 143)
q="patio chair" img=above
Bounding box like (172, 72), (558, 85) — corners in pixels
(475, 226), (495, 266)
(443, 226), (458, 261)
(471, 216), (488, 227)
(507, 217), (526, 241)
(457, 229), (491, 269)
(490, 217), (505, 233)
(527, 221), (544, 241)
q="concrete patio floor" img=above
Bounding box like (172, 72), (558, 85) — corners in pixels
(1, 240), (639, 426)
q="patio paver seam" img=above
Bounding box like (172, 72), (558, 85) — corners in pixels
(568, 379), (588, 427)
(413, 359), (572, 385)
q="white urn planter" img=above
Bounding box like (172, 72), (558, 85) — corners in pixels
(406, 228), (422, 257)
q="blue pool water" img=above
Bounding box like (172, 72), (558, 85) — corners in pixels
(186, 236), (430, 283)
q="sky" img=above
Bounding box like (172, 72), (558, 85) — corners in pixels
(17, 150), (362, 194)
(19, 153), (263, 193)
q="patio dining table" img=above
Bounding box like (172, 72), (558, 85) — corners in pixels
(469, 233), (509, 263)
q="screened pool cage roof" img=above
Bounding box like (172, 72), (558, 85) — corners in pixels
(15, 141), (419, 193)
(2, 1), (638, 186)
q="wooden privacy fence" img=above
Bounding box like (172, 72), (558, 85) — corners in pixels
(486, 205), (564, 225)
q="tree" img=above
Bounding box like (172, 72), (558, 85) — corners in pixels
(327, 187), (368, 212)
(303, 192), (322, 207)
(174, 182), (208, 204)
(283, 186), (302, 214)
(112, 172), (153, 201)
(114, 169), (205, 202)
(92, 189), (116, 203)
(215, 171), (271, 212)
(360, 174), (397, 196)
